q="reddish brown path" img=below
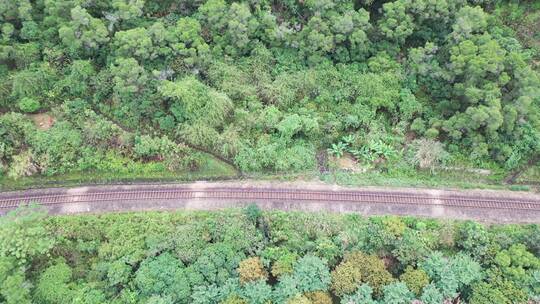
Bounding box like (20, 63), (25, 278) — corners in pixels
(1, 181), (539, 223)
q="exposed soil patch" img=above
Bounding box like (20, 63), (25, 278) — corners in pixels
(28, 113), (55, 130)
(331, 153), (364, 172)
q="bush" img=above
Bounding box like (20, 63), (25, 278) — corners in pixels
(17, 97), (40, 113)
(6, 150), (37, 178)
(406, 139), (448, 171)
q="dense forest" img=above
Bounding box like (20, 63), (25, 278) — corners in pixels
(0, 0), (539, 182)
(0, 205), (538, 303)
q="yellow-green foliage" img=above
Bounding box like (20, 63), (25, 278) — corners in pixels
(238, 257), (268, 284)
(331, 260), (363, 296)
(399, 266), (429, 296)
(346, 251), (394, 294)
(382, 216), (406, 237)
(304, 291), (332, 304)
(286, 295), (312, 304)
(221, 295), (247, 304)
(272, 259), (295, 278)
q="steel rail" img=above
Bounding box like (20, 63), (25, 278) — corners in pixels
(1, 187), (538, 204)
(1, 187), (540, 211)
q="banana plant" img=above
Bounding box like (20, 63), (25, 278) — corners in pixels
(327, 142), (347, 158)
(341, 134), (356, 147)
(350, 146), (376, 162)
(370, 140), (397, 159)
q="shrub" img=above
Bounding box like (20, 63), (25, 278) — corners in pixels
(6, 150), (37, 179)
(406, 139), (448, 171)
(17, 97), (40, 113)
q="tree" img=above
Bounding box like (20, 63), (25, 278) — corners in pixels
(340, 284), (376, 304)
(0, 205), (55, 265)
(188, 243), (245, 287)
(112, 0), (145, 21)
(380, 282), (415, 304)
(0, 257), (31, 304)
(331, 258), (363, 296)
(59, 60), (96, 97)
(240, 280), (272, 304)
(292, 255), (331, 293)
(261, 247), (298, 278)
(171, 17), (210, 70)
(113, 27), (154, 61)
(273, 274), (302, 303)
(393, 229), (438, 266)
(419, 251), (483, 299)
(172, 223), (210, 264)
(379, 0), (415, 45)
(110, 57), (148, 103)
(400, 266), (429, 296)
(455, 221), (494, 263)
(469, 282), (512, 304)
(199, 0), (259, 56)
(10, 63), (57, 100)
(58, 6), (109, 55)
(419, 283), (444, 304)
(237, 257), (267, 284)
(494, 244), (540, 296)
(134, 253), (191, 303)
(158, 76), (232, 127)
(331, 251), (393, 296)
(305, 291), (332, 304)
(35, 261), (74, 304)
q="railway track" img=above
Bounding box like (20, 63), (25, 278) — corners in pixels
(2, 187), (540, 212)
